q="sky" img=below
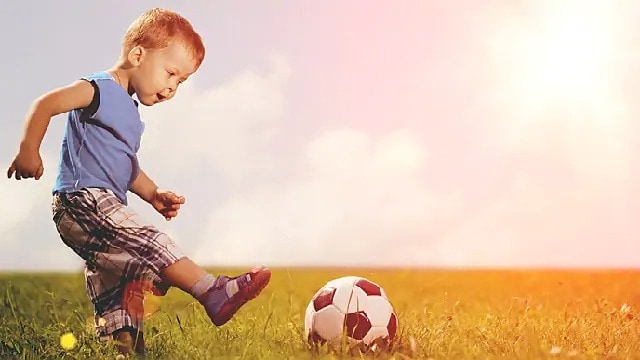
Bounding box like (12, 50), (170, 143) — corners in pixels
(1, 1), (639, 271)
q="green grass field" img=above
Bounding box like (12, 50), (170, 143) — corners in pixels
(2, 267), (640, 359)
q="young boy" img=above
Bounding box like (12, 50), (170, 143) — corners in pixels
(6, 8), (271, 356)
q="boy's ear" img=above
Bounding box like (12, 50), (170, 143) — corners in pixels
(127, 45), (146, 67)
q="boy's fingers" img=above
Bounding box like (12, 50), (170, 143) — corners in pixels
(35, 165), (44, 180)
(162, 209), (178, 218)
(7, 164), (15, 178)
(170, 194), (184, 203)
(165, 195), (185, 205)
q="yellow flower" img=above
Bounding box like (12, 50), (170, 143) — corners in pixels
(60, 332), (77, 351)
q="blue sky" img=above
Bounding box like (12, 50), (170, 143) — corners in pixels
(2, 1), (640, 271)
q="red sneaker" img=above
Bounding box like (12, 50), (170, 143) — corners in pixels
(198, 266), (271, 326)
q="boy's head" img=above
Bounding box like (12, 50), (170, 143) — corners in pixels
(121, 8), (205, 106)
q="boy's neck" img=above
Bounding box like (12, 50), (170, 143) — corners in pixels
(108, 61), (135, 96)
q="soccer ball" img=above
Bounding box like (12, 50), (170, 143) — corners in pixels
(304, 276), (398, 351)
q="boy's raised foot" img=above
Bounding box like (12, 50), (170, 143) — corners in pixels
(198, 266), (271, 326)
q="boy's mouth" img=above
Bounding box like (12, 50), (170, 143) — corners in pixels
(156, 93), (167, 102)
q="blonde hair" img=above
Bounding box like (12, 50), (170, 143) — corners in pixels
(123, 8), (205, 68)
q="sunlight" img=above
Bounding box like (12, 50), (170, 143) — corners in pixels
(486, 0), (629, 148)
(483, 0), (634, 191)
(515, 2), (614, 105)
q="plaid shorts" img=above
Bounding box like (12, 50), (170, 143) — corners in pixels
(52, 187), (186, 339)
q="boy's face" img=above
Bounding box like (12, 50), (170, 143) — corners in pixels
(130, 40), (199, 106)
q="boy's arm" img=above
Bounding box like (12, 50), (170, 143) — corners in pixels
(130, 169), (159, 204)
(130, 168), (185, 220)
(7, 80), (96, 180)
(18, 80), (96, 150)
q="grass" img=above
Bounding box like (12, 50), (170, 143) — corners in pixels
(2, 267), (640, 359)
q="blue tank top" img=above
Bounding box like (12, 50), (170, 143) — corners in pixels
(52, 72), (145, 205)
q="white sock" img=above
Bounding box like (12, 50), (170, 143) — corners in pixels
(189, 273), (216, 298)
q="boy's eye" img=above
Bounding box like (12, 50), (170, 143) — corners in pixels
(167, 70), (175, 77)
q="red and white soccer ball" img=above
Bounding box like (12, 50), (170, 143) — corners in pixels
(304, 276), (398, 351)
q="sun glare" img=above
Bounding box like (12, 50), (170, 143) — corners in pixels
(484, 1), (633, 186)
(517, 3), (614, 105)
(488, 1), (623, 110)
(486, 1), (630, 141)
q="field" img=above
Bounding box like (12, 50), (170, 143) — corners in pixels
(2, 267), (640, 359)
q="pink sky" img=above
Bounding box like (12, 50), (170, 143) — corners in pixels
(1, 1), (639, 269)
(246, 1), (640, 267)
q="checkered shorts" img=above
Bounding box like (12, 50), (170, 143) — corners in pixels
(52, 188), (185, 339)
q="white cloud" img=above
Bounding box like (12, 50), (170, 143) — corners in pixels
(137, 55), (462, 267)
(1, 153), (58, 240)
(0, 152), (84, 270)
(194, 127), (461, 267)
(435, 166), (638, 268)
(139, 54), (291, 188)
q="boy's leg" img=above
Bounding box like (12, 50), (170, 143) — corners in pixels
(85, 266), (146, 356)
(159, 257), (207, 292)
(55, 193), (146, 355)
(162, 259), (271, 326)
(54, 188), (271, 330)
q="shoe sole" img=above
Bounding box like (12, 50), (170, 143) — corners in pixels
(211, 266), (271, 326)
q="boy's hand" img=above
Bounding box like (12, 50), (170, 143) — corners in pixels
(150, 188), (185, 221)
(7, 146), (44, 180)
